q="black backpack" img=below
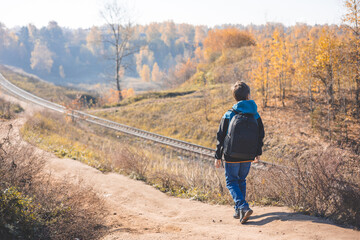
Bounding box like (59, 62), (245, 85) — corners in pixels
(223, 109), (259, 160)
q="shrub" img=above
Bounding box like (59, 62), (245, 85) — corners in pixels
(0, 98), (24, 119)
(0, 186), (41, 238)
(0, 125), (107, 239)
(112, 147), (149, 180)
(288, 150), (360, 227)
(247, 148), (360, 228)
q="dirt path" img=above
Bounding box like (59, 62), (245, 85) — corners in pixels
(47, 160), (360, 240)
(0, 93), (358, 240)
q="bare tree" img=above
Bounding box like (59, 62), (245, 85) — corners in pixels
(100, 0), (138, 101)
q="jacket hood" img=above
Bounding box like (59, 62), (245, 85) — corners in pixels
(232, 100), (260, 119)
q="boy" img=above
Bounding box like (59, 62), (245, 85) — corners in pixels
(214, 81), (265, 224)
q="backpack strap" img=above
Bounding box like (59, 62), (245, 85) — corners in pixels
(230, 109), (240, 114)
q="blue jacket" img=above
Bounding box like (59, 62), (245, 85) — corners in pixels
(215, 100), (265, 161)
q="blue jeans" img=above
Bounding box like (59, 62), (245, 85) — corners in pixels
(225, 162), (251, 211)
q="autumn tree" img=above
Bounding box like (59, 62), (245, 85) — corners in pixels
(203, 28), (255, 62)
(151, 62), (162, 82)
(135, 46), (154, 76)
(160, 21), (177, 47)
(145, 23), (161, 42)
(294, 32), (317, 111)
(177, 23), (195, 44)
(252, 40), (272, 107)
(343, 0), (360, 117)
(270, 29), (294, 106)
(43, 21), (65, 56)
(140, 64), (150, 82)
(86, 26), (103, 56)
(312, 27), (341, 110)
(194, 26), (207, 46)
(169, 58), (196, 85)
(30, 40), (54, 73)
(18, 26), (33, 65)
(100, 0), (138, 101)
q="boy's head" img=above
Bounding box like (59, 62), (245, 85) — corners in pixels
(232, 81), (250, 101)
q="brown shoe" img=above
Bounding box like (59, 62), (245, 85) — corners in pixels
(240, 209), (253, 224)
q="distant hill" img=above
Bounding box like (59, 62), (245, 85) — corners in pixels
(0, 65), (95, 106)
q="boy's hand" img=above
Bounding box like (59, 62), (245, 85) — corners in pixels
(253, 156), (260, 163)
(214, 159), (222, 168)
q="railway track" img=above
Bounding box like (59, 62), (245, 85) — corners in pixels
(0, 73), (285, 170)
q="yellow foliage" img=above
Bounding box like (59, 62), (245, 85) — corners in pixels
(343, 0), (360, 26)
(174, 58), (196, 83)
(30, 40), (54, 73)
(203, 28), (255, 61)
(140, 64), (151, 82)
(103, 88), (135, 105)
(151, 62), (162, 82)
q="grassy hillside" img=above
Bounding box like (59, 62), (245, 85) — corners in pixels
(91, 84), (232, 148)
(0, 65), (94, 105)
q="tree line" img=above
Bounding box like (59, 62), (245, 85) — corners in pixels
(0, 20), (208, 86)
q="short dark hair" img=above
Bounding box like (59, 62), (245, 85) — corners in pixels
(232, 81), (250, 101)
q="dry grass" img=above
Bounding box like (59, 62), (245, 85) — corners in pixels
(111, 147), (230, 203)
(248, 148), (360, 227)
(21, 111), (111, 172)
(112, 147), (149, 180)
(112, 141), (360, 227)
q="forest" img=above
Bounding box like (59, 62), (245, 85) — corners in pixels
(0, 20), (208, 87)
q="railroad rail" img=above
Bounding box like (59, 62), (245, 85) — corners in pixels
(0, 73), (285, 170)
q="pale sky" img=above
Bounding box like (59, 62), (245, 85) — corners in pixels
(0, 0), (345, 29)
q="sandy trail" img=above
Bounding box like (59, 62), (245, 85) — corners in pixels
(48, 159), (359, 240)
(0, 94), (358, 240)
